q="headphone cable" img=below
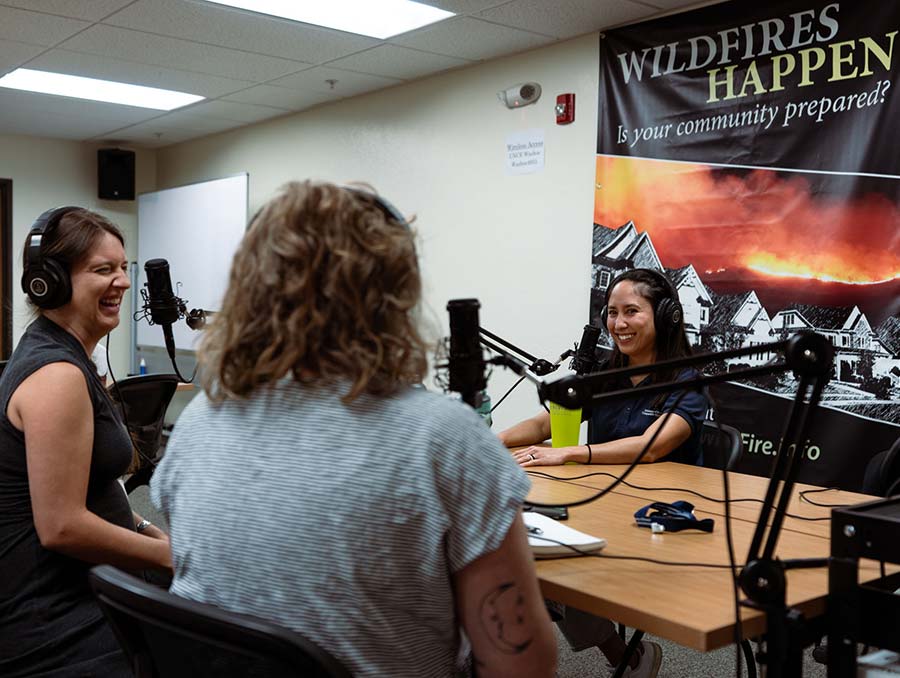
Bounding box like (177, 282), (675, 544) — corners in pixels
(105, 333), (158, 471)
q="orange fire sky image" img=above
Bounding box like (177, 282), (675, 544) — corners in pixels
(594, 155), (900, 316)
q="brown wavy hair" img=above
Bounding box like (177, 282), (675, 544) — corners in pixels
(199, 181), (428, 403)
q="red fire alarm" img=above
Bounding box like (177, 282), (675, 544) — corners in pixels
(556, 93), (575, 124)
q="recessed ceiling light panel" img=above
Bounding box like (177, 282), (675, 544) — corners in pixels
(0, 68), (204, 111)
(204, 0), (454, 39)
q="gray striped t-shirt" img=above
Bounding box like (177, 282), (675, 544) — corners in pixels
(150, 379), (530, 677)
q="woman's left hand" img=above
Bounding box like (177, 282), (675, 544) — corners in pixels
(513, 445), (578, 467)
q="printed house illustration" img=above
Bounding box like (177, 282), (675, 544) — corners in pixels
(772, 304), (897, 386)
(703, 290), (776, 367)
(591, 221), (900, 399)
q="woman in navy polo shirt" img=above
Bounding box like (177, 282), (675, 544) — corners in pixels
(497, 268), (708, 678)
(500, 267), (707, 467)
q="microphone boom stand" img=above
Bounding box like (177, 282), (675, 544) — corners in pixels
(539, 331), (834, 678)
(478, 327), (572, 413)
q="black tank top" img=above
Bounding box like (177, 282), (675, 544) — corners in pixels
(0, 316), (134, 675)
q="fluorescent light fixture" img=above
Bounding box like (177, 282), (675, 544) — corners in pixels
(204, 0), (454, 39)
(0, 68), (204, 111)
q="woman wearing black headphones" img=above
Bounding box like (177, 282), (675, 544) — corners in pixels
(500, 267), (707, 468)
(497, 268), (708, 678)
(0, 207), (171, 677)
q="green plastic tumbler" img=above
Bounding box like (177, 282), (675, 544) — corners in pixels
(549, 401), (582, 448)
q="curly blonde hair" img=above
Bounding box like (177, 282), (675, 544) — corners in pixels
(199, 181), (428, 403)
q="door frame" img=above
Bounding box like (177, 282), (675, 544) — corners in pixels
(0, 179), (12, 358)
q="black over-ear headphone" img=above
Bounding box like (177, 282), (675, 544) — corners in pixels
(21, 206), (82, 309)
(247, 186), (410, 234)
(346, 187), (409, 230)
(600, 268), (683, 337)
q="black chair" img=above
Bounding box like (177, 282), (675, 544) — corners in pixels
(108, 374), (179, 493)
(700, 420), (744, 471)
(862, 436), (900, 496)
(89, 565), (352, 678)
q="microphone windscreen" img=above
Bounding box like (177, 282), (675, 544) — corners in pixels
(447, 298), (486, 406)
(572, 323), (601, 375)
(144, 258), (180, 326)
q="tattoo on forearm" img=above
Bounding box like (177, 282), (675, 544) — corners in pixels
(479, 581), (534, 654)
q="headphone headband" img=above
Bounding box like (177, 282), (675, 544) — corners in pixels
(345, 187), (409, 230)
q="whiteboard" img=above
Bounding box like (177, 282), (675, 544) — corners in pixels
(136, 173), (248, 350)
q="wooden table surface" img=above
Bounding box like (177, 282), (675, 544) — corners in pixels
(523, 461), (882, 651)
(525, 462), (873, 540)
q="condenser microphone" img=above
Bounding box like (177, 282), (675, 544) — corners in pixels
(447, 298), (487, 408)
(570, 323), (601, 375)
(143, 258), (184, 327)
(141, 258), (188, 370)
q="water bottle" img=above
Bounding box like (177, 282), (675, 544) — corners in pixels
(139, 358), (147, 375)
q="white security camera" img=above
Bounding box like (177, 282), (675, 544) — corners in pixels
(497, 82), (542, 108)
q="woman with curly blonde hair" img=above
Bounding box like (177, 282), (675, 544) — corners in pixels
(151, 181), (555, 678)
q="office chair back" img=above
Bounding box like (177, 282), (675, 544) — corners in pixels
(89, 565), (352, 678)
(862, 436), (900, 496)
(700, 420), (743, 471)
(108, 373), (179, 493)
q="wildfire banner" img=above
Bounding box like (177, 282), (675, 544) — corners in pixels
(592, 0), (900, 491)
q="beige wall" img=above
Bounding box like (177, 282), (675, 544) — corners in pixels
(157, 33), (600, 431)
(1, 134), (156, 377)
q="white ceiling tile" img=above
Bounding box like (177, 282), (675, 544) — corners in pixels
(105, 0), (379, 64)
(0, 1), (134, 21)
(103, 132), (185, 149)
(0, 5), (89, 45)
(391, 16), (552, 61)
(0, 88), (153, 121)
(134, 109), (247, 134)
(328, 45), (472, 81)
(183, 100), (288, 124)
(476, 0), (656, 38)
(417, 0), (514, 13)
(94, 119), (238, 148)
(0, 107), (115, 139)
(58, 25), (310, 82)
(0, 38), (46, 72)
(270, 66), (403, 98)
(222, 84), (336, 110)
(28, 49), (252, 98)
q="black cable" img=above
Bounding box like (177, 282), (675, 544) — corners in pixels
(105, 333), (158, 470)
(887, 476), (900, 497)
(706, 389), (744, 678)
(490, 375), (525, 414)
(531, 535), (743, 569)
(525, 390), (689, 509)
(798, 487), (859, 509)
(526, 470), (831, 522)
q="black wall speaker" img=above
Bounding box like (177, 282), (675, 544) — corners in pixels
(98, 148), (135, 201)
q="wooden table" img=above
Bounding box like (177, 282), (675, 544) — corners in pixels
(525, 462), (882, 651)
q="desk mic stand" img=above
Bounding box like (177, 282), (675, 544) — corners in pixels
(478, 327), (570, 413)
(540, 331), (834, 678)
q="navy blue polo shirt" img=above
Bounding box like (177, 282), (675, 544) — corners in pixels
(587, 369), (707, 465)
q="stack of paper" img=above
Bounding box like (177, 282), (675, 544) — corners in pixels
(523, 511), (607, 558)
